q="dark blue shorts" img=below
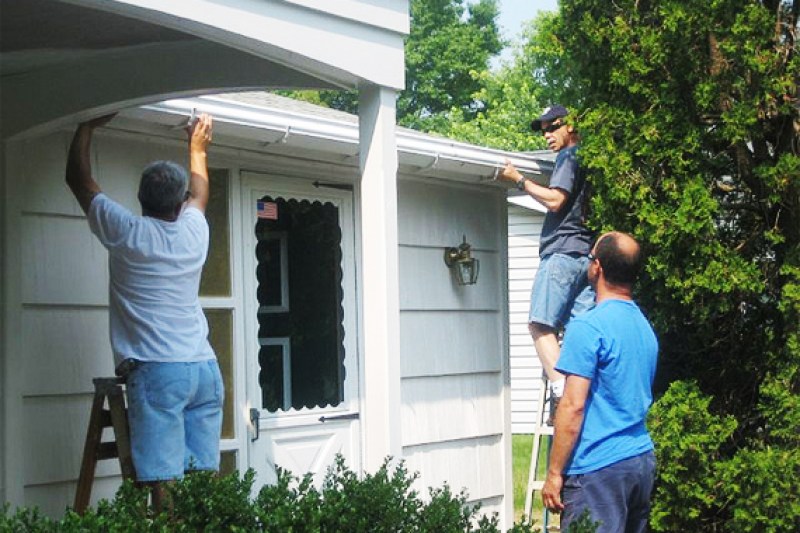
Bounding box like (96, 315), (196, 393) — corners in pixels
(561, 451), (656, 533)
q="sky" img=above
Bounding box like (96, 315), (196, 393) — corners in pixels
(494, 0), (558, 65)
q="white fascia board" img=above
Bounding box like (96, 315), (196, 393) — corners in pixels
(284, 0), (410, 34)
(134, 96), (550, 181)
(81, 0), (406, 89)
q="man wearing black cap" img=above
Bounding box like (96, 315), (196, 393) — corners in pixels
(498, 104), (595, 420)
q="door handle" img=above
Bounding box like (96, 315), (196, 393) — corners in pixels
(250, 408), (260, 442)
(318, 412), (359, 423)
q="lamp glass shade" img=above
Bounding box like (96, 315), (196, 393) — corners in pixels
(455, 257), (479, 285)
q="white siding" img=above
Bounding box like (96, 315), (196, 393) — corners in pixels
(508, 205), (546, 434)
(398, 178), (511, 522)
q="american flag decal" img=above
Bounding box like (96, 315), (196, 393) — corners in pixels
(257, 200), (278, 220)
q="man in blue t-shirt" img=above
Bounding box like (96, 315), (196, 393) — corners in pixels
(541, 231), (658, 533)
(498, 105), (595, 416)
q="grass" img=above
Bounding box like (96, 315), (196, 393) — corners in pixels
(512, 433), (553, 525)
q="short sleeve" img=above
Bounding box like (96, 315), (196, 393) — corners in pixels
(180, 206), (209, 248)
(549, 149), (579, 194)
(556, 318), (601, 379)
(87, 193), (136, 250)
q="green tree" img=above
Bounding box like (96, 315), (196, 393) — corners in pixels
(542, 0), (799, 530)
(400, 0), (503, 131)
(283, 0), (503, 134)
(444, 14), (554, 151)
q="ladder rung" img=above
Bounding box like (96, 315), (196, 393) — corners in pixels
(96, 442), (120, 460)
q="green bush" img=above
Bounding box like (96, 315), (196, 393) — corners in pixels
(717, 447), (800, 533)
(647, 380), (737, 531)
(2, 457), (596, 532)
(648, 379), (800, 532)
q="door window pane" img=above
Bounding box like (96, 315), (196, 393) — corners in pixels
(220, 450), (237, 476)
(200, 168), (231, 296)
(206, 308), (235, 438)
(255, 197), (345, 412)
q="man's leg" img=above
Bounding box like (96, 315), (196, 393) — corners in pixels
(126, 362), (189, 481)
(529, 322), (564, 385)
(625, 451), (656, 533)
(561, 452), (655, 533)
(184, 360), (224, 473)
(528, 254), (572, 397)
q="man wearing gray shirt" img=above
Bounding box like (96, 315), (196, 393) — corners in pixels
(498, 105), (595, 420)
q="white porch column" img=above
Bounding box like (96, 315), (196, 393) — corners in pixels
(358, 84), (402, 470)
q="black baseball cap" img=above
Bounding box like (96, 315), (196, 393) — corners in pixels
(530, 104), (569, 131)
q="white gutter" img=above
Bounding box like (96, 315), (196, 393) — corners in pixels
(138, 95), (553, 178)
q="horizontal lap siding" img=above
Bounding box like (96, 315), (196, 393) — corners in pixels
(10, 132), (171, 510)
(400, 373), (504, 447)
(397, 179), (508, 506)
(403, 436), (504, 504)
(508, 206), (544, 434)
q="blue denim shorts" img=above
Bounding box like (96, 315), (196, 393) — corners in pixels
(561, 451), (657, 533)
(126, 360), (223, 482)
(529, 253), (595, 329)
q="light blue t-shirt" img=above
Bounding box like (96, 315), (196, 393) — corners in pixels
(556, 298), (658, 475)
(88, 193), (215, 367)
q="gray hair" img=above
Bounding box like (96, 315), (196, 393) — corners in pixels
(137, 161), (189, 216)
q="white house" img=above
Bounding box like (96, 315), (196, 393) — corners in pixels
(1, 2), (560, 519)
(2, 0), (411, 517)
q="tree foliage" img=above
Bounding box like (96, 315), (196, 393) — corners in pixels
(399, 0), (503, 131)
(443, 15), (553, 151)
(282, 0), (503, 133)
(538, 1), (800, 530)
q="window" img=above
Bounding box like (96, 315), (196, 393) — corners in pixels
(255, 197), (345, 412)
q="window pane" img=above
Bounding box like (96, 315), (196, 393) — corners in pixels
(220, 450), (237, 476)
(200, 168), (231, 296)
(255, 197), (345, 413)
(206, 308), (235, 438)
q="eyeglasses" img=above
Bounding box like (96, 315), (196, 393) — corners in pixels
(541, 122), (565, 135)
(588, 252), (597, 262)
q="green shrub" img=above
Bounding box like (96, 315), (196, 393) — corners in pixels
(717, 447), (800, 533)
(2, 457), (577, 532)
(647, 380), (737, 531)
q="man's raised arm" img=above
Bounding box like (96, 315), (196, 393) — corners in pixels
(65, 114), (115, 214)
(186, 113), (213, 213)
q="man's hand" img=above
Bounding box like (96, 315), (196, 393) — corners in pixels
(188, 113), (213, 153)
(496, 159), (523, 184)
(542, 471), (565, 512)
(186, 113), (213, 213)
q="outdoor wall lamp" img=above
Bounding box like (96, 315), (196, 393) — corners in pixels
(444, 235), (480, 285)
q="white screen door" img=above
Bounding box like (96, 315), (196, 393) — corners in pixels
(242, 173), (360, 487)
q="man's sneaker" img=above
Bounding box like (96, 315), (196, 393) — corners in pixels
(546, 394), (561, 426)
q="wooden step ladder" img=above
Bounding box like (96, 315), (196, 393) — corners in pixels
(74, 377), (136, 514)
(524, 372), (557, 531)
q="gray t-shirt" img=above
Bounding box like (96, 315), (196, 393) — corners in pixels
(539, 145), (594, 257)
